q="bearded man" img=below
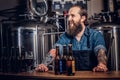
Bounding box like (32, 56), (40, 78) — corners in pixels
(35, 5), (108, 72)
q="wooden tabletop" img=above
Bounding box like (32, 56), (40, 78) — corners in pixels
(0, 71), (120, 80)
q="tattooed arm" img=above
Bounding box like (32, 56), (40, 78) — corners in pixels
(93, 49), (108, 72)
(97, 49), (107, 65)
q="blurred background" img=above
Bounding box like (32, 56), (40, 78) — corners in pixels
(0, 0), (120, 73)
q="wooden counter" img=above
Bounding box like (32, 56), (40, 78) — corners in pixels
(0, 71), (120, 80)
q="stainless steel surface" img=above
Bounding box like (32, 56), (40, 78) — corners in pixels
(41, 32), (64, 58)
(11, 23), (58, 67)
(111, 26), (120, 71)
(91, 23), (120, 71)
(28, 0), (48, 16)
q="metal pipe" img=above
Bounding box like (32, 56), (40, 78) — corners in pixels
(41, 31), (64, 58)
(34, 25), (39, 67)
(42, 32), (64, 36)
(18, 27), (22, 57)
(112, 26), (119, 71)
(0, 22), (3, 54)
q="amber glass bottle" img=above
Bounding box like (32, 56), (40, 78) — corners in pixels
(54, 45), (62, 75)
(54, 46), (59, 75)
(66, 44), (75, 76)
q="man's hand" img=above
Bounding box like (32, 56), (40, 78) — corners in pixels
(35, 64), (48, 72)
(93, 62), (108, 72)
(35, 49), (56, 72)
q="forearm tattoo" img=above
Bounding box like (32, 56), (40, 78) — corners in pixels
(97, 49), (107, 65)
(42, 54), (54, 66)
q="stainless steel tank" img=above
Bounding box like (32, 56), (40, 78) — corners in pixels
(91, 23), (120, 71)
(11, 23), (58, 67)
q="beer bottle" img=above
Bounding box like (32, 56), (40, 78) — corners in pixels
(54, 45), (62, 75)
(59, 51), (63, 74)
(62, 45), (67, 74)
(66, 44), (75, 76)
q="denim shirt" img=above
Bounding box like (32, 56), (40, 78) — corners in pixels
(53, 27), (106, 56)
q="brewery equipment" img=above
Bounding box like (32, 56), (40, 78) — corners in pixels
(28, 0), (48, 16)
(11, 22), (58, 67)
(0, 0), (87, 72)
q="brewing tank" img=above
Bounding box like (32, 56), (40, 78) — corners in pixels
(11, 22), (57, 67)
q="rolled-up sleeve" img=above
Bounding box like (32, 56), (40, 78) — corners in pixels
(93, 31), (107, 55)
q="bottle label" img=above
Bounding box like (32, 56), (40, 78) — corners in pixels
(72, 61), (75, 73)
(59, 60), (62, 73)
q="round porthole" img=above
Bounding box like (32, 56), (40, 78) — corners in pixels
(29, 0), (48, 16)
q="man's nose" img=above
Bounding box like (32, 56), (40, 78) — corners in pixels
(68, 16), (71, 21)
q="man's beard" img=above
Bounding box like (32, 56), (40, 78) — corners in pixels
(66, 20), (82, 37)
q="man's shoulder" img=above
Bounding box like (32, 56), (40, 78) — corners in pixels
(59, 32), (70, 39)
(60, 32), (67, 37)
(89, 28), (100, 34)
(59, 32), (74, 42)
(60, 32), (72, 38)
(87, 28), (103, 38)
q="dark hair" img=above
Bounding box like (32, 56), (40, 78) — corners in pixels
(70, 5), (88, 26)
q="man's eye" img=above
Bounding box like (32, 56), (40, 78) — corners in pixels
(67, 14), (75, 19)
(71, 14), (75, 17)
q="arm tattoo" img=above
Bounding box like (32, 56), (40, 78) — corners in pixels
(42, 53), (54, 66)
(97, 49), (107, 65)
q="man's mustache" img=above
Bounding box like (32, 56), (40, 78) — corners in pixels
(68, 20), (74, 24)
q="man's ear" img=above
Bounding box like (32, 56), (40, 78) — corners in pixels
(81, 16), (86, 22)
